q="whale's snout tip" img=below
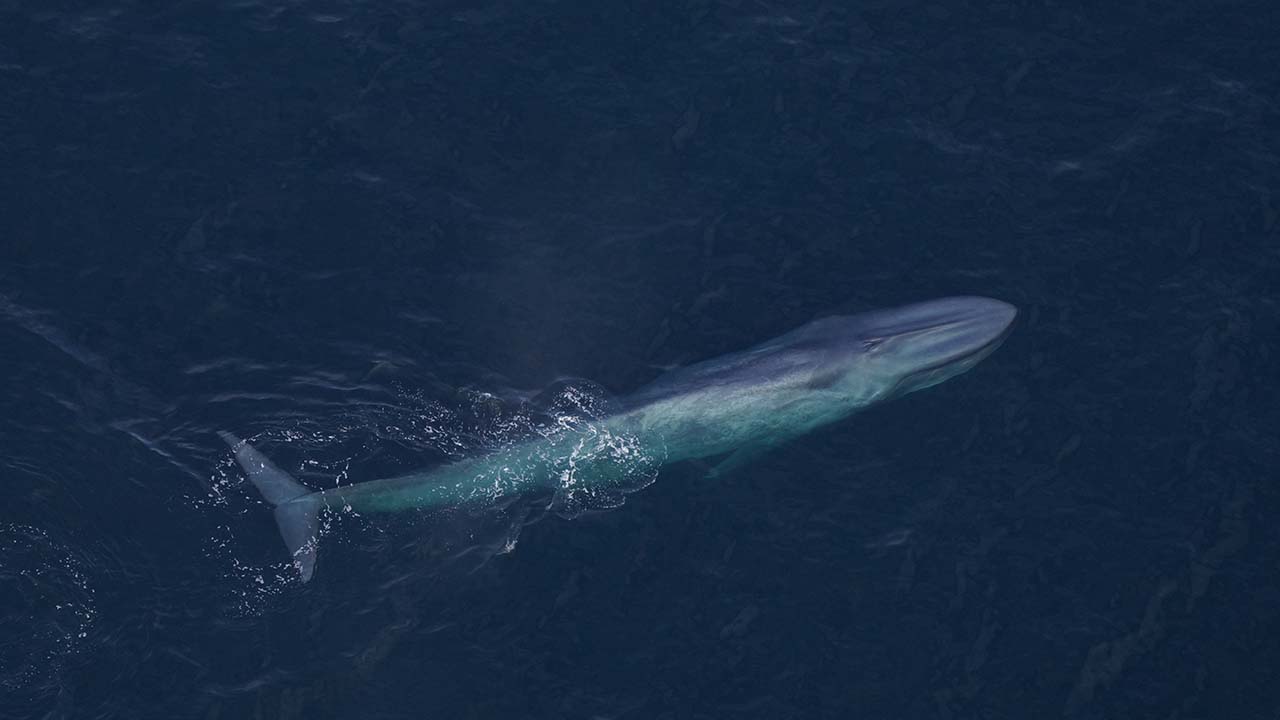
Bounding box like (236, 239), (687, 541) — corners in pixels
(968, 296), (1018, 340)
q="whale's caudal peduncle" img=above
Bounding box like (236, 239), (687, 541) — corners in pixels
(223, 296), (1016, 581)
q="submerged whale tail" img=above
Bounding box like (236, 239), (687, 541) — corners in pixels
(219, 432), (322, 582)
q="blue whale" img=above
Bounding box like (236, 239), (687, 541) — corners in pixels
(224, 296), (1016, 581)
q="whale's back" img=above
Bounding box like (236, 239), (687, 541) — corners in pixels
(623, 340), (833, 410)
(622, 316), (858, 410)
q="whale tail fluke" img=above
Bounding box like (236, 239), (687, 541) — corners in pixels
(219, 432), (322, 582)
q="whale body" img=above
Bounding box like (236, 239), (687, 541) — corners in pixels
(224, 296), (1016, 581)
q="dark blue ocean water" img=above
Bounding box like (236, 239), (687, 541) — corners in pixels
(3, 1), (1279, 718)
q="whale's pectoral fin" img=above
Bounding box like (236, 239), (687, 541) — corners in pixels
(707, 442), (776, 479)
(417, 496), (546, 576)
(219, 432), (323, 582)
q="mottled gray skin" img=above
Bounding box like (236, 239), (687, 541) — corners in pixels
(314, 296), (1014, 511)
(226, 296), (1016, 580)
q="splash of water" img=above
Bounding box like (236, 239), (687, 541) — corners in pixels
(0, 524), (97, 704)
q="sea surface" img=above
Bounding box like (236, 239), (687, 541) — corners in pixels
(2, 1), (1279, 718)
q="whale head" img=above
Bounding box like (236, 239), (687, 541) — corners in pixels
(825, 296), (1016, 404)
